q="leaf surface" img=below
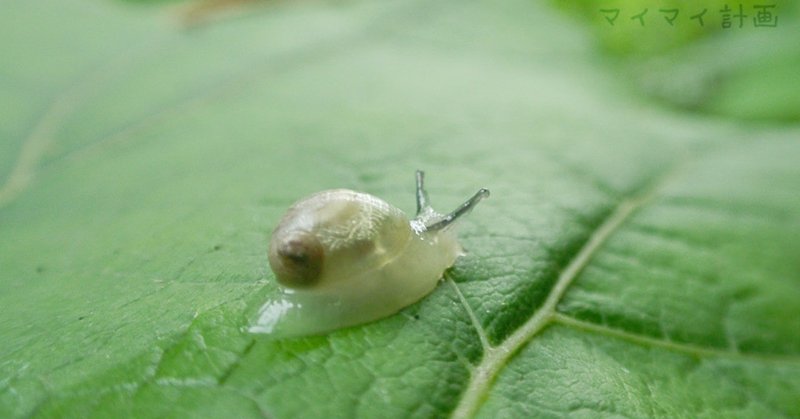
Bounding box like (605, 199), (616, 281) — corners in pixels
(1, 1), (799, 418)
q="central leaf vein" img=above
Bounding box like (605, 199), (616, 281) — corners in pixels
(449, 168), (676, 419)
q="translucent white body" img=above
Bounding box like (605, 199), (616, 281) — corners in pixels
(250, 190), (463, 337)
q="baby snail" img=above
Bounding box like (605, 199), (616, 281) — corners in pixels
(249, 170), (489, 337)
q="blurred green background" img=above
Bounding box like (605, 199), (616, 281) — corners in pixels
(555, 0), (800, 121)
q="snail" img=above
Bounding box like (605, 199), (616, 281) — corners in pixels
(249, 170), (489, 337)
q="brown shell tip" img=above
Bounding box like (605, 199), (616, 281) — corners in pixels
(268, 231), (324, 288)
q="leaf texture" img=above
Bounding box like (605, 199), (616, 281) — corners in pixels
(1, 0), (799, 418)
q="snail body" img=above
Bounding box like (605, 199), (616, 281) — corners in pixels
(250, 171), (488, 337)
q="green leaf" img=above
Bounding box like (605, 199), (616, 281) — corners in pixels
(555, 0), (800, 122)
(2, 0), (799, 418)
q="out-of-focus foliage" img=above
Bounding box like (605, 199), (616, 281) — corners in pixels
(556, 0), (800, 121)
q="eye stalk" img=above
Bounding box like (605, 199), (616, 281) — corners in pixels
(268, 231), (324, 288)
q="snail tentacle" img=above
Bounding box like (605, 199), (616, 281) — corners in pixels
(425, 188), (490, 231)
(415, 169), (432, 216)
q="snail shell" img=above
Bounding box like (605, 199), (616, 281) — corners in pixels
(250, 171), (488, 337)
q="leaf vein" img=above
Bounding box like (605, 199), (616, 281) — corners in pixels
(0, 41), (161, 209)
(450, 167), (678, 419)
(447, 276), (491, 354)
(552, 313), (800, 364)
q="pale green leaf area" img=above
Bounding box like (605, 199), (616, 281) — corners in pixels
(1, 0), (799, 418)
(555, 0), (800, 121)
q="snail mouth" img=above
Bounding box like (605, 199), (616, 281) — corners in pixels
(269, 231), (324, 289)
